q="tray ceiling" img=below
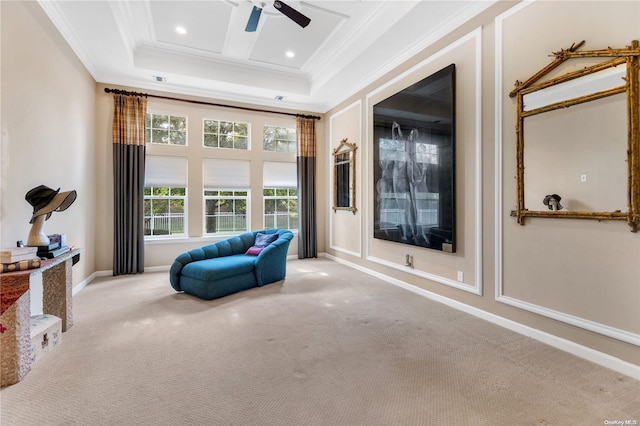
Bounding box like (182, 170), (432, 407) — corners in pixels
(38, 0), (495, 112)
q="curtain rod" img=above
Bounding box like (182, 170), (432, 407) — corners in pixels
(104, 88), (321, 120)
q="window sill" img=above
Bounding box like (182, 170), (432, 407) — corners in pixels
(144, 230), (297, 245)
(144, 236), (218, 245)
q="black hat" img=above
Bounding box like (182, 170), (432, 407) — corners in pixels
(25, 185), (77, 223)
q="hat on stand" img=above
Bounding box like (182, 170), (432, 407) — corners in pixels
(25, 185), (77, 223)
(543, 194), (563, 211)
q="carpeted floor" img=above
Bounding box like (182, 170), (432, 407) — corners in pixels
(1, 258), (638, 425)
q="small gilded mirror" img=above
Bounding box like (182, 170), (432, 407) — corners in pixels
(333, 138), (357, 214)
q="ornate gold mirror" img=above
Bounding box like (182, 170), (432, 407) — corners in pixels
(332, 138), (357, 214)
(510, 40), (639, 232)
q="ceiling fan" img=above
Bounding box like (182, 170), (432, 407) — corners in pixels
(245, 0), (311, 32)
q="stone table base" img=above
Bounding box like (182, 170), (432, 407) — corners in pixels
(0, 249), (79, 386)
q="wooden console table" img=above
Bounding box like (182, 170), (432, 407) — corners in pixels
(0, 248), (80, 386)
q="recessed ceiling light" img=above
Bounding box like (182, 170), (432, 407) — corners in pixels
(175, 26), (187, 35)
(285, 51), (295, 58)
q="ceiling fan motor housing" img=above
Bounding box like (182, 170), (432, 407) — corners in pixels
(245, 0), (310, 32)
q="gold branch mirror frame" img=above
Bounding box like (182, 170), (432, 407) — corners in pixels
(332, 138), (357, 214)
(509, 40), (640, 232)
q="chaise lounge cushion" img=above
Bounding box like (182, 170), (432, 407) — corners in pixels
(181, 255), (256, 282)
(169, 229), (293, 300)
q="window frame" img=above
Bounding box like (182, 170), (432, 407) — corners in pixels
(263, 125), (297, 153)
(202, 118), (250, 150)
(143, 186), (187, 238)
(203, 189), (250, 235)
(146, 112), (188, 146)
(263, 187), (298, 231)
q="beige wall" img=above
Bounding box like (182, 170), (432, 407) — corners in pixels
(500, 0), (640, 346)
(523, 95), (627, 212)
(1, 1), (96, 286)
(329, 101), (362, 257)
(324, 0), (640, 366)
(94, 84), (325, 271)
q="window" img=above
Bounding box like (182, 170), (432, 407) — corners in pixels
(203, 119), (249, 149)
(203, 159), (251, 234)
(264, 188), (298, 230)
(263, 125), (296, 153)
(144, 156), (188, 237)
(263, 161), (298, 230)
(144, 187), (186, 236)
(204, 190), (248, 233)
(146, 113), (187, 145)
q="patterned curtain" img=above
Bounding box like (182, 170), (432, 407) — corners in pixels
(296, 117), (317, 258)
(112, 94), (147, 275)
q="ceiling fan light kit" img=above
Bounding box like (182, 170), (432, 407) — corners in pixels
(245, 0), (311, 32)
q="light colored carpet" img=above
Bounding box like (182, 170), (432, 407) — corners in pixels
(1, 258), (638, 425)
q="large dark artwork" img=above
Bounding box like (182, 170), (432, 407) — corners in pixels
(373, 64), (456, 252)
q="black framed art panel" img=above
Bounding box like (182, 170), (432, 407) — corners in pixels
(373, 64), (456, 252)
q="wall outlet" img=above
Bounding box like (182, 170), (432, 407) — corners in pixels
(457, 271), (464, 282)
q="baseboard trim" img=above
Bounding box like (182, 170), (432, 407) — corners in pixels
(366, 255), (481, 295)
(496, 295), (640, 347)
(324, 253), (640, 380)
(145, 265), (170, 273)
(72, 271), (97, 296)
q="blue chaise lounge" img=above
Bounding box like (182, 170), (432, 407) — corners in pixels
(169, 229), (293, 300)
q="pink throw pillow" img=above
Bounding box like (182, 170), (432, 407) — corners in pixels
(246, 246), (264, 256)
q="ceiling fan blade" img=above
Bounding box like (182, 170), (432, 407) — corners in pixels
(273, 0), (310, 28)
(245, 5), (262, 32)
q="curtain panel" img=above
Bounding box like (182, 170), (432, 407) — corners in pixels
(112, 94), (147, 275)
(296, 117), (317, 258)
